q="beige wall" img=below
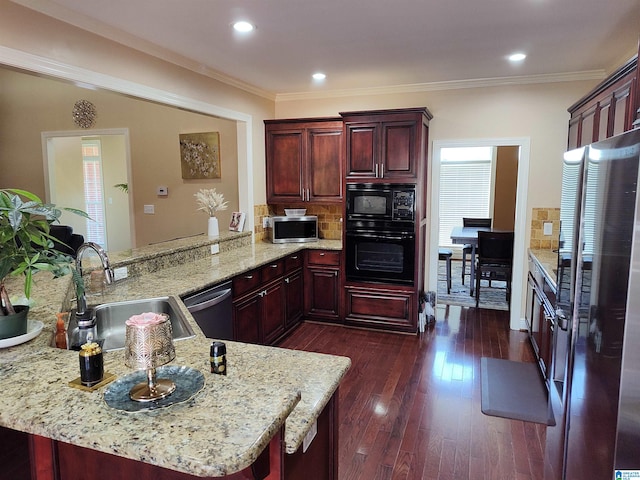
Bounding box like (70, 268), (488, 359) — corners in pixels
(0, 68), (240, 247)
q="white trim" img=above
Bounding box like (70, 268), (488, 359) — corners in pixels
(430, 138), (530, 331)
(0, 45), (255, 243)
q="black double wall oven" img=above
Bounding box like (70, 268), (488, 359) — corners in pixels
(345, 183), (416, 285)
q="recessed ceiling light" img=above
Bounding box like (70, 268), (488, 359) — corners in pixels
(233, 21), (255, 33)
(312, 72), (326, 80)
(509, 53), (527, 62)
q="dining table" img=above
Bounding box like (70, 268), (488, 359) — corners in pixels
(450, 225), (492, 296)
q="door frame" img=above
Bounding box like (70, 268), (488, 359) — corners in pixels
(42, 128), (135, 249)
(429, 137), (530, 330)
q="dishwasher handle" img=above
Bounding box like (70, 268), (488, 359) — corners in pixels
(185, 288), (232, 313)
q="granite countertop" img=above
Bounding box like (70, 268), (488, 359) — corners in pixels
(0, 235), (348, 477)
(528, 248), (558, 291)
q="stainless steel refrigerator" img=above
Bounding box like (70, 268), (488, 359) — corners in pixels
(545, 128), (640, 479)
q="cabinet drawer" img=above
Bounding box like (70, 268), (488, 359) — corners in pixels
(285, 253), (303, 272)
(307, 250), (340, 266)
(233, 269), (261, 297)
(261, 259), (284, 283)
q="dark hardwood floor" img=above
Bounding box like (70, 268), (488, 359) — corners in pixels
(279, 305), (546, 480)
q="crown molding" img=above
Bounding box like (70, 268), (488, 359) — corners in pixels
(275, 70), (607, 102)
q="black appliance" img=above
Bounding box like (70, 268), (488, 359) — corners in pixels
(545, 129), (640, 479)
(346, 183), (416, 227)
(345, 183), (416, 285)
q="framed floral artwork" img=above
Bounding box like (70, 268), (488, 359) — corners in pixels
(179, 132), (221, 179)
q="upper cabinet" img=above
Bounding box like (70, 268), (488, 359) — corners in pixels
(568, 55), (639, 149)
(265, 118), (344, 204)
(342, 108), (432, 182)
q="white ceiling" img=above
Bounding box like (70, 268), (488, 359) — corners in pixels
(13, 0), (640, 97)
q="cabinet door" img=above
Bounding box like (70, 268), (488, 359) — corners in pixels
(233, 294), (262, 344)
(266, 128), (304, 203)
(304, 267), (340, 322)
(261, 279), (286, 345)
(307, 126), (343, 202)
(284, 268), (304, 329)
(345, 123), (378, 179)
(344, 286), (416, 332)
(381, 120), (417, 179)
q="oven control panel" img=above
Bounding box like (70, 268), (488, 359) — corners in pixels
(392, 190), (415, 221)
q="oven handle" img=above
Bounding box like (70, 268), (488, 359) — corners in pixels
(346, 231), (414, 241)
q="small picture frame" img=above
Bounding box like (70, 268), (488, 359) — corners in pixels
(229, 212), (246, 232)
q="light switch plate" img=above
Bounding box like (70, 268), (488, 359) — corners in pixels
(143, 204), (155, 214)
(543, 222), (553, 236)
(157, 186), (168, 196)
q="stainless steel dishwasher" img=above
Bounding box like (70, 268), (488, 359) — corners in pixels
(182, 281), (233, 340)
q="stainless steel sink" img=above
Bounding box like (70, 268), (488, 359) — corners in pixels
(65, 296), (196, 352)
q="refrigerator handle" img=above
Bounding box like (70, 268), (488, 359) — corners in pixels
(555, 308), (569, 331)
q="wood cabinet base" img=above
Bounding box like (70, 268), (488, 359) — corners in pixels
(344, 284), (416, 333)
(25, 428), (283, 480)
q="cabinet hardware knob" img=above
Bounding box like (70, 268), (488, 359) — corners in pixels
(244, 275), (253, 279)
(285, 277), (290, 283)
(270, 264), (278, 268)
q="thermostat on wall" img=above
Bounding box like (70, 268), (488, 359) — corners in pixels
(157, 186), (168, 196)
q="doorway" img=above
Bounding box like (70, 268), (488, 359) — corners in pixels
(42, 128), (134, 252)
(429, 138), (530, 331)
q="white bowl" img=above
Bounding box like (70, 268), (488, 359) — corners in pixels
(284, 209), (306, 216)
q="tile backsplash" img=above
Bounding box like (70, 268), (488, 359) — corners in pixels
(530, 207), (559, 250)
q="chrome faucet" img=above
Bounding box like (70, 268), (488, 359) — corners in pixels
(75, 242), (114, 321)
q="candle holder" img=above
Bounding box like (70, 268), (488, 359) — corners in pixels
(124, 313), (176, 402)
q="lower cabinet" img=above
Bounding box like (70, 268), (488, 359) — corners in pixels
(233, 253), (304, 345)
(526, 255), (556, 379)
(344, 285), (416, 333)
(304, 250), (341, 323)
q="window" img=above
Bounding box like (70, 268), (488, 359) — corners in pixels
(439, 147), (494, 248)
(82, 139), (107, 248)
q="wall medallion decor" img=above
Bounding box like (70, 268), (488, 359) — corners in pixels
(179, 132), (221, 179)
(72, 100), (97, 128)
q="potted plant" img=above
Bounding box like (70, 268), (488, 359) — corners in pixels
(0, 188), (89, 339)
(194, 188), (228, 237)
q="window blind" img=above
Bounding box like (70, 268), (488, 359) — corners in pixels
(438, 147), (492, 248)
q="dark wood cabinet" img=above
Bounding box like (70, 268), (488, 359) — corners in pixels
(342, 108), (432, 181)
(265, 118), (343, 204)
(232, 254), (303, 345)
(526, 254), (556, 379)
(344, 284), (416, 333)
(568, 56), (638, 149)
(304, 250), (341, 323)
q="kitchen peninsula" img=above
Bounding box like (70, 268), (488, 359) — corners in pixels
(0, 232), (349, 479)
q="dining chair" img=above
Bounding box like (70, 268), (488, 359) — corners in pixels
(438, 248), (453, 294)
(475, 231), (514, 308)
(461, 217), (492, 285)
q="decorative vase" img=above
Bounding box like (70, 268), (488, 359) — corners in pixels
(207, 216), (219, 237)
(0, 305), (29, 340)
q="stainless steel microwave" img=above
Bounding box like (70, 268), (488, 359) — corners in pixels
(269, 216), (318, 243)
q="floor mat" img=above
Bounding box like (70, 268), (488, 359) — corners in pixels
(480, 357), (555, 425)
